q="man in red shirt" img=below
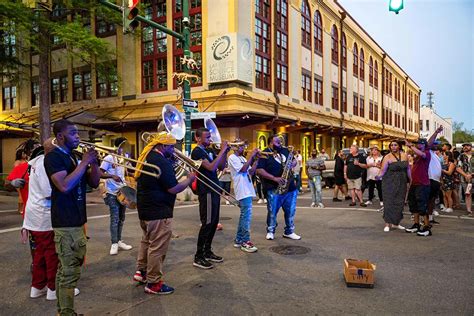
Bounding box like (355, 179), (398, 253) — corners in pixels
(405, 126), (443, 237)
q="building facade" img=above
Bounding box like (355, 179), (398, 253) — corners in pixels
(420, 105), (452, 144)
(0, 0), (421, 174)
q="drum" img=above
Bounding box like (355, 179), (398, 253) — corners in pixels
(116, 186), (137, 209)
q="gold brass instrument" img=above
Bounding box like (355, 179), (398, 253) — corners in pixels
(144, 104), (240, 206)
(70, 140), (162, 179)
(276, 146), (295, 195)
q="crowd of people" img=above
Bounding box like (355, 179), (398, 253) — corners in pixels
(5, 119), (473, 315)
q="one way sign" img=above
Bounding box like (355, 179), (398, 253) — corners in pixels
(183, 98), (198, 107)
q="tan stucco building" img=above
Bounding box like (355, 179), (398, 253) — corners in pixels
(0, 0), (420, 175)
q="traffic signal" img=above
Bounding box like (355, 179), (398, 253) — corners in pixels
(389, 0), (404, 14)
(123, 6), (139, 33)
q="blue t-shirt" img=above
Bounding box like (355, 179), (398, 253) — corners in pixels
(256, 147), (297, 192)
(44, 148), (88, 228)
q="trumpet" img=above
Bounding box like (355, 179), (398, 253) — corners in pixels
(52, 139), (162, 179)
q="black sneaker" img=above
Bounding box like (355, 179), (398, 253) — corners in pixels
(345, 196), (352, 200)
(405, 223), (420, 233)
(333, 198), (342, 202)
(417, 226), (432, 237)
(193, 257), (214, 269)
(204, 252), (224, 263)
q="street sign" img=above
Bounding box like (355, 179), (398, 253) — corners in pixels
(190, 112), (216, 120)
(183, 98), (198, 107)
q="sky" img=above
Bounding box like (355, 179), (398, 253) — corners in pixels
(338, 0), (474, 131)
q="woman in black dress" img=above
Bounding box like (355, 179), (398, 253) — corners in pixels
(333, 150), (349, 201)
(377, 141), (411, 232)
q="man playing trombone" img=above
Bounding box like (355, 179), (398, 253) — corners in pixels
(99, 137), (133, 256)
(133, 132), (195, 295)
(44, 119), (100, 315)
(257, 135), (301, 240)
(191, 127), (230, 269)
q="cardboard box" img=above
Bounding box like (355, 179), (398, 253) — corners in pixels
(344, 259), (376, 288)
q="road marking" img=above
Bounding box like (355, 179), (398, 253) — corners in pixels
(0, 204), (198, 234)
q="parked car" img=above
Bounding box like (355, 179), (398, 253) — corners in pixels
(321, 148), (369, 188)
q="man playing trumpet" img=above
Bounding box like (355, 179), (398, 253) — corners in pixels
(133, 132), (195, 295)
(191, 127), (230, 269)
(228, 140), (259, 253)
(257, 135), (301, 240)
(99, 137), (133, 256)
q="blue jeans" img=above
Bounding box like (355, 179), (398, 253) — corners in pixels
(235, 197), (253, 244)
(294, 174), (302, 192)
(266, 189), (298, 235)
(104, 193), (126, 244)
(309, 175), (323, 204)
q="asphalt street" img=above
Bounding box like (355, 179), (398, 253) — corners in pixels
(0, 190), (473, 315)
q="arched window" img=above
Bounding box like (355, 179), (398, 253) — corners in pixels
(301, 0), (311, 48)
(369, 57), (373, 86)
(359, 48), (365, 80)
(341, 32), (347, 68)
(374, 61), (378, 88)
(353, 43), (358, 76)
(314, 10), (322, 54)
(331, 25), (338, 65)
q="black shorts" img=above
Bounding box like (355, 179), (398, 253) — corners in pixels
(335, 176), (345, 186)
(408, 185), (431, 215)
(429, 179), (441, 200)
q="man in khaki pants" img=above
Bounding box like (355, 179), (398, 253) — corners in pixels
(132, 132), (195, 294)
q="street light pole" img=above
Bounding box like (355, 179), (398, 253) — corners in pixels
(181, 0), (192, 155)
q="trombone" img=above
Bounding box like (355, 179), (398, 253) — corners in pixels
(53, 139), (162, 179)
(172, 149), (240, 207)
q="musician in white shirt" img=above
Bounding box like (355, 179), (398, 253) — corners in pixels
(228, 141), (259, 253)
(100, 137), (132, 255)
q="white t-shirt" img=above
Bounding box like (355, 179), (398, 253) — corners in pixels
(292, 154), (303, 175)
(428, 150), (442, 182)
(366, 156), (382, 181)
(23, 155), (52, 231)
(100, 154), (125, 195)
(228, 154), (256, 200)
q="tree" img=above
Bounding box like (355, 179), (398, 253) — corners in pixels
(0, 0), (120, 142)
(452, 121), (474, 144)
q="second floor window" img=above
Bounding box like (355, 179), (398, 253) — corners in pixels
(73, 72), (92, 101)
(332, 86), (339, 110)
(342, 90), (347, 112)
(32, 81), (40, 107)
(2, 86), (16, 110)
(97, 65), (118, 98)
(353, 94), (358, 116)
(51, 75), (67, 104)
(359, 97), (365, 118)
(301, 71), (311, 102)
(314, 78), (323, 106)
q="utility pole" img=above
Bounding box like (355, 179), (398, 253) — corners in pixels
(98, 0), (193, 154)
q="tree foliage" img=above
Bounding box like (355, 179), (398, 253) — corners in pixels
(0, 0), (121, 83)
(453, 121), (474, 144)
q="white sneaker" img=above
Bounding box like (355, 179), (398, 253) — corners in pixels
(46, 288), (80, 301)
(225, 200), (230, 205)
(444, 208), (453, 213)
(433, 210), (440, 216)
(264, 199), (267, 203)
(110, 243), (119, 255)
(118, 240), (132, 250)
(318, 203), (325, 208)
(257, 199), (264, 204)
(380, 201), (384, 206)
(282, 232), (301, 240)
(310, 202), (316, 207)
(439, 204), (446, 210)
(393, 225), (405, 230)
(365, 200), (373, 206)
(30, 286), (47, 298)
(383, 226), (390, 232)
(266, 232), (274, 240)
